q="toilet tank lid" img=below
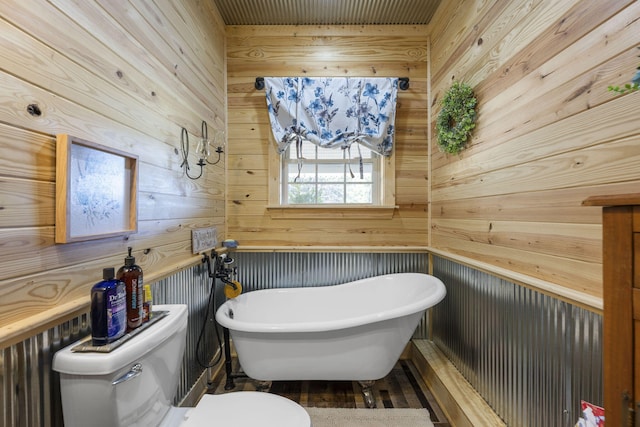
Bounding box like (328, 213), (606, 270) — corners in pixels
(52, 304), (188, 375)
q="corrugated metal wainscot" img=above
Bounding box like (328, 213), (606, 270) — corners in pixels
(431, 256), (603, 427)
(1, 252), (603, 427)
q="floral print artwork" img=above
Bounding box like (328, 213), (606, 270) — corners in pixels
(69, 144), (129, 238)
(265, 77), (398, 156)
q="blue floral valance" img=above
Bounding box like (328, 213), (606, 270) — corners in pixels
(264, 77), (398, 156)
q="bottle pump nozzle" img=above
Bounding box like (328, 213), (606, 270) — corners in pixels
(125, 247), (135, 267)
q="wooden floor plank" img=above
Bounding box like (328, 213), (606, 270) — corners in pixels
(207, 358), (450, 425)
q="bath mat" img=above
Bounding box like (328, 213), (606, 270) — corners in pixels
(305, 407), (434, 427)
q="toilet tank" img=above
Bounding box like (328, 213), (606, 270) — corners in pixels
(53, 304), (188, 427)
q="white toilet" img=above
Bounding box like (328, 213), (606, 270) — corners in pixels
(52, 304), (311, 427)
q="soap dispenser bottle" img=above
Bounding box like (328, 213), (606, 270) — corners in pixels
(117, 247), (144, 331)
(91, 267), (126, 346)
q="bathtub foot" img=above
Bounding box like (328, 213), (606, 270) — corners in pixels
(358, 380), (377, 408)
(223, 327), (236, 390)
(255, 380), (272, 392)
(224, 375), (235, 390)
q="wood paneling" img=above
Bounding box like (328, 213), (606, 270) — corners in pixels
(0, 1), (227, 346)
(2, 0), (635, 345)
(429, 0), (640, 299)
(226, 25), (430, 247)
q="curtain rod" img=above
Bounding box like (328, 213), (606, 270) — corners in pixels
(254, 77), (410, 91)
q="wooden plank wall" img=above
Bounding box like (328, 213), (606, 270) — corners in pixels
(3, 0), (636, 346)
(225, 25), (430, 247)
(0, 1), (227, 347)
(429, 0), (640, 299)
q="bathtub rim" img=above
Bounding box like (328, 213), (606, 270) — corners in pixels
(215, 272), (446, 333)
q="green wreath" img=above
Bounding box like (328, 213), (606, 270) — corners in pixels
(436, 82), (477, 154)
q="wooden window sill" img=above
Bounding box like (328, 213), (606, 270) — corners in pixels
(266, 205), (398, 219)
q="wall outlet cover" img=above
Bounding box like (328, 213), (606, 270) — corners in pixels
(192, 227), (217, 254)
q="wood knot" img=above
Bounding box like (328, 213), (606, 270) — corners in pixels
(27, 104), (42, 117)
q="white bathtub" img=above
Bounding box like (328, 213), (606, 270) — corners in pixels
(215, 272), (446, 382)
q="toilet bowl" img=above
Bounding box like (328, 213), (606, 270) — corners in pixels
(163, 393), (310, 427)
(52, 304), (310, 427)
(152, 392), (310, 427)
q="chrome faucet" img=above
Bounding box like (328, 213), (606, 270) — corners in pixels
(201, 251), (237, 288)
(215, 253), (238, 289)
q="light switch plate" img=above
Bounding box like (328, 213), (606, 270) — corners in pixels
(192, 227), (217, 254)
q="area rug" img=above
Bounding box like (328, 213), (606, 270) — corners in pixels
(304, 407), (434, 427)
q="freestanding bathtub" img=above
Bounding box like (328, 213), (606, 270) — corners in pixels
(215, 272), (446, 405)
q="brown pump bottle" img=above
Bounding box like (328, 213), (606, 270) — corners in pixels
(117, 247), (144, 331)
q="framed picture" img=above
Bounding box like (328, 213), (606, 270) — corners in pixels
(55, 134), (138, 243)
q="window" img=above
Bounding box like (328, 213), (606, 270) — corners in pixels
(283, 140), (380, 205)
(268, 139), (396, 218)
(263, 76), (398, 217)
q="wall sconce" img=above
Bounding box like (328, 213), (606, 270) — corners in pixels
(201, 120), (225, 166)
(180, 126), (205, 180)
(179, 121), (225, 180)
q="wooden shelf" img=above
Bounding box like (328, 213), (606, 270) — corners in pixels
(582, 193), (640, 207)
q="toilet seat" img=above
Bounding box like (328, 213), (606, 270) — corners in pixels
(179, 392), (311, 427)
